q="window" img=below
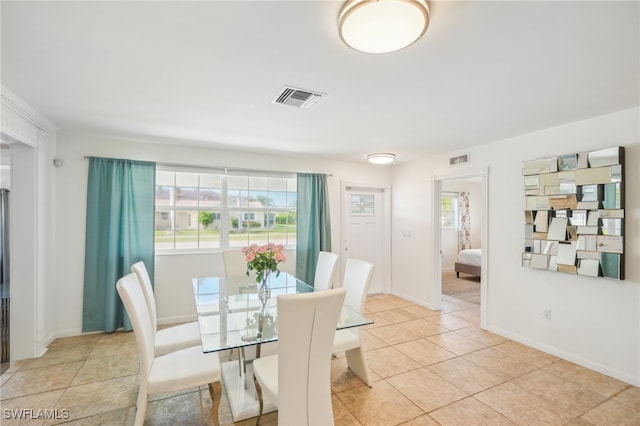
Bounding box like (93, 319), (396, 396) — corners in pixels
(350, 194), (375, 216)
(155, 167), (297, 252)
(441, 192), (459, 230)
(263, 213), (276, 228)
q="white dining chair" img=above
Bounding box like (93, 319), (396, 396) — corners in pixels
(116, 273), (222, 426)
(332, 258), (374, 386)
(130, 261), (202, 357)
(222, 248), (252, 277)
(253, 287), (346, 426)
(313, 251), (339, 291)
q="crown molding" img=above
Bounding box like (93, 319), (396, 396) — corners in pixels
(1, 85), (56, 148)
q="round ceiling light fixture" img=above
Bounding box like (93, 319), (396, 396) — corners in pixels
(367, 153), (396, 165)
(338, 0), (430, 54)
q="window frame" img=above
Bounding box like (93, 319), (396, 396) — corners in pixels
(441, 191), (459, 231)
(155, 165), (297, 253)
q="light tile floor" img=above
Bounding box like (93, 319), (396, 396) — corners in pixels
(1, 293), (639, 425)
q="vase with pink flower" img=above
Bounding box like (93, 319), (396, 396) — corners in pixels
(242, 243), (287, 302)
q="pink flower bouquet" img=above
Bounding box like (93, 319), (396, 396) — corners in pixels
(242, 243), (287, 285)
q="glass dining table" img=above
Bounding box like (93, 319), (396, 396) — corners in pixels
(191, 272), (373, 421)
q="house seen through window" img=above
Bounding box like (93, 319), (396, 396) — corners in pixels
(155, 167), (297, 251)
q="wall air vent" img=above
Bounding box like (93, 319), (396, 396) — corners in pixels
(273, 86), (324, 109)
(449, 153), (470, 167)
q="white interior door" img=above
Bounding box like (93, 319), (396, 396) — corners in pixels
(342, 187), (384, 294)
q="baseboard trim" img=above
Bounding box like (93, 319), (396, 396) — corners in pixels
(47, 315), (198, 343)
(53, 328), (102, 339)
(36, 333), (55, 357)
(488, 325), (640, 387)
(391, 290), (440, 311)
(157, 314), (198, 326)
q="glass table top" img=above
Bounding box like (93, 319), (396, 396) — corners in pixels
(192, 272), (373, 353)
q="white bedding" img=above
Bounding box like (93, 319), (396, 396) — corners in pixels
(457, 249), (482, 267)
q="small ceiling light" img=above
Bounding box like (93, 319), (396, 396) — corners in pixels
(367, 153), (396, 165)
(338, 0), (430, 54)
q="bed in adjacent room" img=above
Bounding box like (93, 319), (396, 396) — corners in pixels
(455, 248), (482, 278)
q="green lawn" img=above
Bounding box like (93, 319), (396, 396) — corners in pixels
(155, 226), (296, 247)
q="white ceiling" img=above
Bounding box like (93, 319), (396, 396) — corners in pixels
(2, 1), (638, 164)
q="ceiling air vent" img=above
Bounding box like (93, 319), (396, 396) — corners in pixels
(449, 153), (470, 167)
(273, 86), (324, 109)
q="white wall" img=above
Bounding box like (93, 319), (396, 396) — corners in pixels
(391, 107), (640, 385)
(441, 180), (482, 271)
(53, 133), (391, 335)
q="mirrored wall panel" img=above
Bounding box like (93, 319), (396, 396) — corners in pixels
(522, 147), (625, 279)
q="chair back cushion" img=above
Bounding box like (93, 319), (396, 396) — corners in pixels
(277, 287), (346, 426)
(222, 249), (251, 277)
(116, 273), (155, 378)
(313, 251), (339, 291)
(131, 261), (158, 331)
(343, 258), (374, 313)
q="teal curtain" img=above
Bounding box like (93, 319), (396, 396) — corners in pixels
(296, 173), (331, 285)
(82, 157), (156, 332)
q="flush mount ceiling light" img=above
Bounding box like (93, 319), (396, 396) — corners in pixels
(338, 0), (430, 54)
(367, 153), (396, 165)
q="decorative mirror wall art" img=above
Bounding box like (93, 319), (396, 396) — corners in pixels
(522, 146), (625, 280)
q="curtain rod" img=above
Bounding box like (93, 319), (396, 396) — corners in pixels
(82, 156), (332, 177)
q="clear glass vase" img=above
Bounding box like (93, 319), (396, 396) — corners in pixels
(258, 270), (271, 305)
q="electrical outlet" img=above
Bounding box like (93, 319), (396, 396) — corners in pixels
(543, 309), (551, 320)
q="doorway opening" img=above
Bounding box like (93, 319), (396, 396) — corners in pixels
(0, 144), (10, 374)
(434, 169), (488, 329)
